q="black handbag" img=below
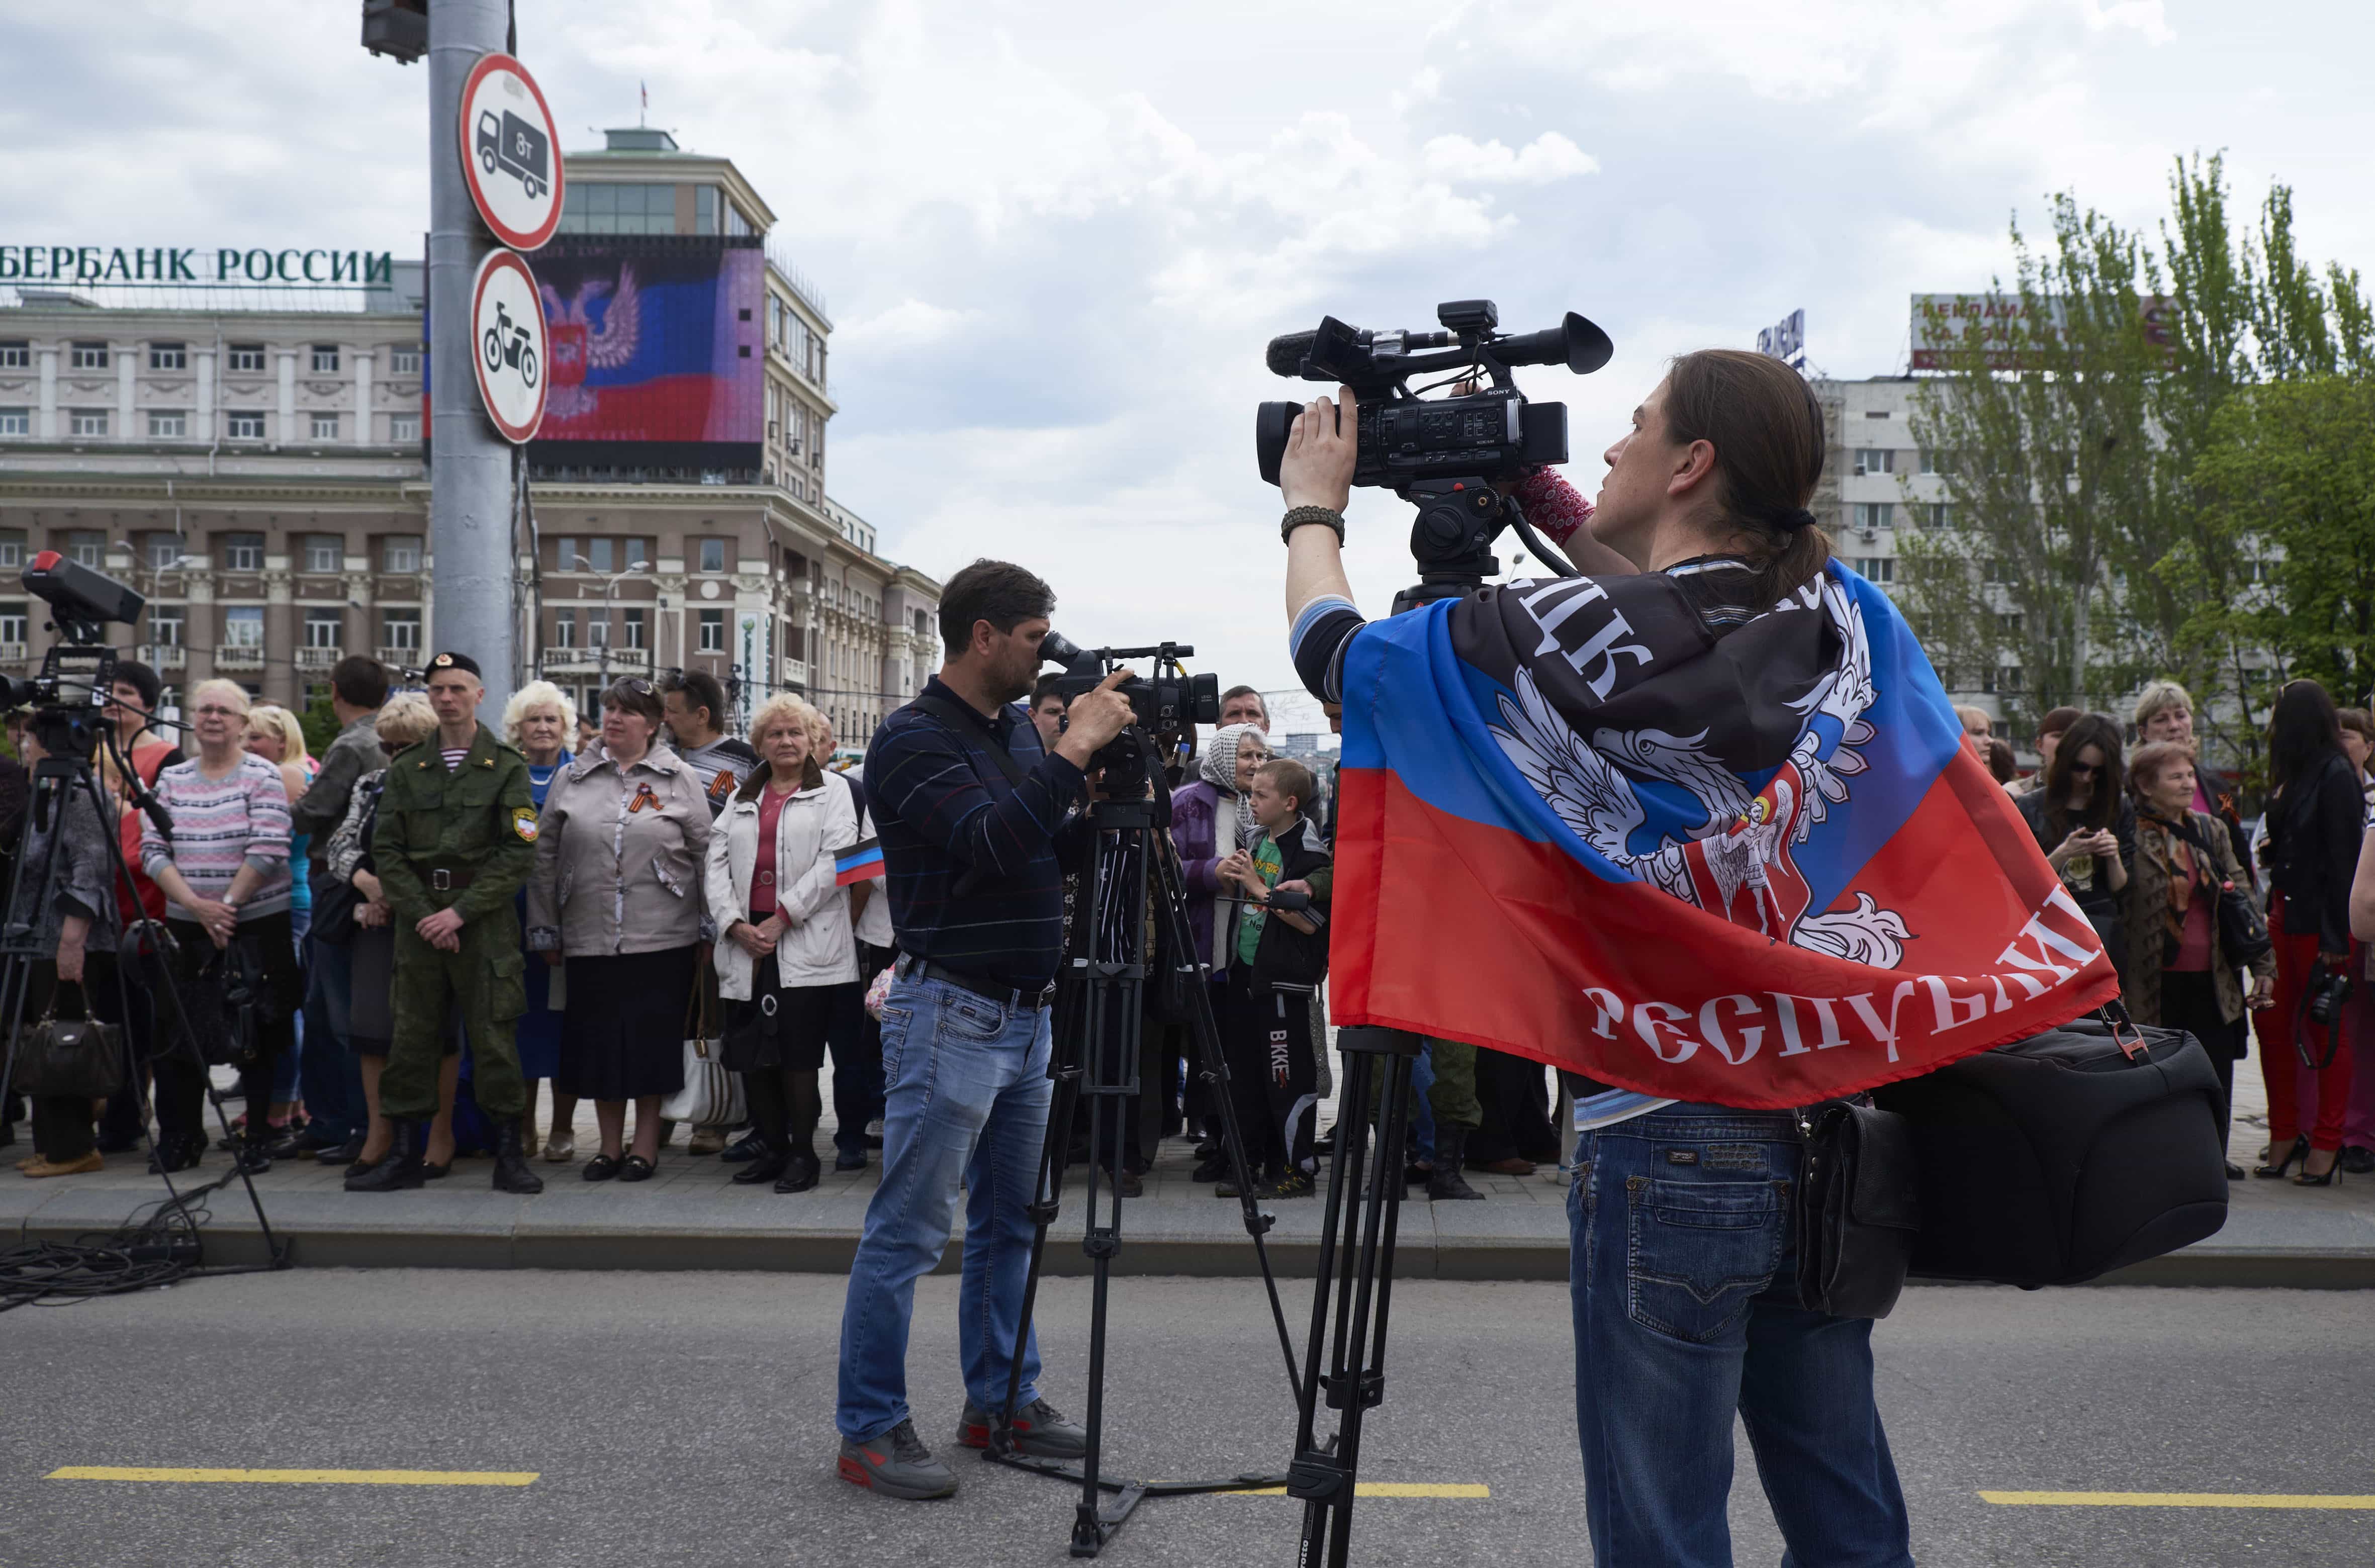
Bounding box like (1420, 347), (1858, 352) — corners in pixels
(11, 983), (124, 1099)
(1873, 1014), (2228, 1287)
(1793, 1099), (1921, 1319)
(2173, 814), (2271, 966)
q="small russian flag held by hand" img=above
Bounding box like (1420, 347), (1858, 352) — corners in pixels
(835, 838), (885, 886)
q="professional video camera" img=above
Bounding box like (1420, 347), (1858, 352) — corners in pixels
(1257, 298), (1614, 608)
(1039, 631), (1219, 792)
(0, 550), (148, 765)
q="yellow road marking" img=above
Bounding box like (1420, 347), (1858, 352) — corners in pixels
(47, 1467), (538, 1487)
(1981, 1491), (2375, 1511)
(1232, 1482), (1489, 1499)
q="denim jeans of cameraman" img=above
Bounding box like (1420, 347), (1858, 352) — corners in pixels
(837, 965), (1053, 1443)
(1569, 1104), (1911, 1568)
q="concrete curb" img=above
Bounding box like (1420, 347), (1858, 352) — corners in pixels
(12, 1206), (2366, 1286)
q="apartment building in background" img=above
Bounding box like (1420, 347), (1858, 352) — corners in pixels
(0, 127), (937, 745)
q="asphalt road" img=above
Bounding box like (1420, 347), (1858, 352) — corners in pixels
(2, 1272), (2368, 1567)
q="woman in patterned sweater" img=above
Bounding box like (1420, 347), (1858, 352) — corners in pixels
(138, 679), (299, 1173)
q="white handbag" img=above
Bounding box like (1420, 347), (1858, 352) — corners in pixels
(659, 981), (746, 1127)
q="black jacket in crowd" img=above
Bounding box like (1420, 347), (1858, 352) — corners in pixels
(1250, 815), (1332, 991)
(2263, 749), (2363, 955)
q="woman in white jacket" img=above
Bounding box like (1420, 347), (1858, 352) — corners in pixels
(702, 694), (860, 1192)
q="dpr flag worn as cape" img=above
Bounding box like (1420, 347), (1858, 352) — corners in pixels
(1328, 562), (2119, 1109)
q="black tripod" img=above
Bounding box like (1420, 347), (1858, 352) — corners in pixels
(986, 750), (1301, 1557)
(0, 659), (285, 1305)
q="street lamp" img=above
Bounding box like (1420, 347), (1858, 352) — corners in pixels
(567, 554), (649, 692)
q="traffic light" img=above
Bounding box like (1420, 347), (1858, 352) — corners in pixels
(361, 0), (427, 64)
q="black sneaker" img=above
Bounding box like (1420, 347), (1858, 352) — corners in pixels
(839, 1418), (957, 1500)
(1267, 1169), (1318, 1200)
(957, 1398), (1088, 1459)
(1190, 1153), (1228, 1183)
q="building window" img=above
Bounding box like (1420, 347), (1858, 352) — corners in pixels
(1854, 448), (1894, 476)
(382, 610), (421, 652)
(1926, 504), (1951, 530)
(391, 412), (421, 442)
(561, 180), (679, 236)
(151, 606), (184, 647)
(227, 411), (265, 440)
(382, 535), (423, 573)
(0, 605), (24, 645)
(1919, 448), (1938, 475)
(623, 607), (647, 649)
(1853, 502), (1893, 532)
(69, 341), (109, 370)
(698, 609), (724, 653)
(69, 409), (109, 438)
(696, 185), (716, 235)
(303, 534), (342, 573)
(0, 342), (26, 369)
(62, 531), (104, 570)
(551, 536), (647, 574)
(222, 533), (264, 573)
(1983, 559), (2005, 584)
(310, 412), (339, 441)
(585, 611), (611, 650)
(1997, 612), (2025, 637)
(149, 342), (187, 371)
(304, 610), (342, 649)
(552, 607), (576, 648)
(1853, 556), (1895, 583)
(311, 344), (340, 374)
(391, 345), (422, 375)
(222, 606), (265, 649)
(148, 410), (189, 439)
(0, 410), (26, 438)
(226, 344), (267, 374)
(144, 533), (184, 572)
(0, 531), (24, 570)
(698, 537), (726, 573)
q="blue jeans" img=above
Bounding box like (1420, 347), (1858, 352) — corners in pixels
(298, 937), (359, 1143)
(1569, 1105), (1911, 1568)
(836, 969), (1054, 1443)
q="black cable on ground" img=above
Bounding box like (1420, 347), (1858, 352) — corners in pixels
(0, 1168), (273, 1311)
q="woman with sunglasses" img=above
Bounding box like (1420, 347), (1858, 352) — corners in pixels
(526, 677), (712, 1181)
(2014, 711), (2134, 983)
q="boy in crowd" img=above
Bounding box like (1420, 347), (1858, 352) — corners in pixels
(1217, 757), (1330, 1197)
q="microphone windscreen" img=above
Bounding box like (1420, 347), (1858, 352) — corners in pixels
(1264, 331), (1317, 377)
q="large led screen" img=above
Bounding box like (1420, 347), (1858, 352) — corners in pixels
(528, 235), (763, 470)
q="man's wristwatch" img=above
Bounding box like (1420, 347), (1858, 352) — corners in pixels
(1281, 505), (1346, 545)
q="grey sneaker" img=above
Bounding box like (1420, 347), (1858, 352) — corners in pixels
(838, 1418), (957, 1500)
(958, 1397), (1088, 1459)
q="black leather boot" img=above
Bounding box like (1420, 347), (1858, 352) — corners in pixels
(345, 1121), (426, 1192)
(491, 1122), (545, 1194)
(1427, 1128), (1485, 1201)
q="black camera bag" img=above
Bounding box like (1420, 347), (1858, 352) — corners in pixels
(1870, 1017), (2227, 1287)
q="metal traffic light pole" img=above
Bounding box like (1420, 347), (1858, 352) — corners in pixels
(426, 0), (516, 713)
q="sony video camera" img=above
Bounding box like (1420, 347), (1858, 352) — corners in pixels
(1040, 632), (1220, 795)
(1257, 299), (1613, 605)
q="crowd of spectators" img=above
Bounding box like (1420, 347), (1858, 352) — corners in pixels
(1996, 676), (2375, 1187)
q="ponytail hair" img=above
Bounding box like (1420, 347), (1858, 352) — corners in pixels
(1662, 349), (1831, 606)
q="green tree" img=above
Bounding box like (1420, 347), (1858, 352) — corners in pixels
(2194, 376), (2375, 708)
(299, 682), (340, 756)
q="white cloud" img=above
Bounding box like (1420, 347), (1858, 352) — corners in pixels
(1422, 132), (1599, 185)
(2, 0), (2371, 730)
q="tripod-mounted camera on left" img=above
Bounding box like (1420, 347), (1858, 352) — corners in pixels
(0, 551), (287, 1301)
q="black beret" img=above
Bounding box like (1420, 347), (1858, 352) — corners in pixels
(428, 651), (482, 679)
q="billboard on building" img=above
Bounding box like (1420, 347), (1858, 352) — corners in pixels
(1910, 293), (2173, 371)
(526, 235), (763, 469)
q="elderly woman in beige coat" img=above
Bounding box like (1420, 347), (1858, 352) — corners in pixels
(526, 677), (712, 1181)
(702, 694), (859, 1192)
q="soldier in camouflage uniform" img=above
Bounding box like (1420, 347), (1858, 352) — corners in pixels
(347, 652), (545, 1194)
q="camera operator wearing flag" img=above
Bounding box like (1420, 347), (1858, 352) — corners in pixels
(1277, 349), (2115, 1567)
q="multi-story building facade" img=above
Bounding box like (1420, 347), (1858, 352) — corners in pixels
(0, 128), (935, 746)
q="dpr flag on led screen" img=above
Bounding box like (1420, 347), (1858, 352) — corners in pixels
(527, 235), (763, 470)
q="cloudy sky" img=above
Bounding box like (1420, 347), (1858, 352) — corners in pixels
(4, 1), (2369, 730)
